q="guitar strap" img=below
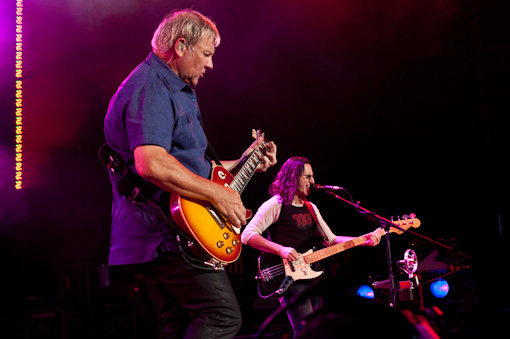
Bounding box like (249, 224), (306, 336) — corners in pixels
(207, 141), (224, 168)
(304, 200), (327, 240)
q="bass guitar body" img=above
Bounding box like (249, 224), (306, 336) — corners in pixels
(257, 237), (324, 296)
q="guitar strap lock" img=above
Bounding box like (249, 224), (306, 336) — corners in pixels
(98, 143), (159, 203)
(98, 143), (125, 177)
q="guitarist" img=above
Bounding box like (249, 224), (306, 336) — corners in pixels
(103, 9), (277, 339)
(241, 156), (380, 337)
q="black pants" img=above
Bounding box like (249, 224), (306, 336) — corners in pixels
(139, 251), (242, 339)
(278, 281), (322, 338)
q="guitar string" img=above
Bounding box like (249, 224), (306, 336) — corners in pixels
(260, 225), (414, 284)
(262, 237), (368, 275)
(230, 142), (267, 193)
(261, 264), (285, 276)
(305, 228), (392, 263)
(262, 264), (284, 273)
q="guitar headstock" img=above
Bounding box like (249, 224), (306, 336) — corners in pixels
(252, 129), (269, 143)
(389, 214), (421, 235)
(251, 129), (271, 157)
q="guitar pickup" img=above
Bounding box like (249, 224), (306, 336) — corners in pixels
(206, 206), (240, 235)
(206, 206), (226, 229)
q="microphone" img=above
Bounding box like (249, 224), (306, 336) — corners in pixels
(310, 184), (343, 191)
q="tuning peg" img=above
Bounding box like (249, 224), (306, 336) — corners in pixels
(409, 213), (416, 219)
(402, 214), (409, 220)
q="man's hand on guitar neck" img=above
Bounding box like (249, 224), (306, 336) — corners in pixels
(238, 129), (277, 173)
(217, 130), (277, 174)
(247, 129), (277, 173)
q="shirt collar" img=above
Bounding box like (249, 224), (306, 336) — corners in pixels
(146, 52), (192, 93)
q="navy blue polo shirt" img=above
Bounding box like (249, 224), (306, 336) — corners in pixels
(104, 52), (212, 265)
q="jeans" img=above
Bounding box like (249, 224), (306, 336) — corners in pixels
(139, 251), (242, 339)
(278, 280), (322, 338)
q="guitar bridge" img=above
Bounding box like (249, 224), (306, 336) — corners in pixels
(257, 268), (274, 282)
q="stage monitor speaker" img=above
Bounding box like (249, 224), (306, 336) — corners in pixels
(26, 308), (63, 339)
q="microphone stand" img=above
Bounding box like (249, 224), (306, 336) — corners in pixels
(323, 190), (407, 308)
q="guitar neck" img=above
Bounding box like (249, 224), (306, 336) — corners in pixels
(304, 228), (386, 264)
(229, 142), (267, 195)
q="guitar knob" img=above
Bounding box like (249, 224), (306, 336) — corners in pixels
(217, 241), (225, 248)
(223, 232), (231, 239)
(402, 214), (409, 220)
(232, 239), (240, 247)
(226, 247), (234, 254)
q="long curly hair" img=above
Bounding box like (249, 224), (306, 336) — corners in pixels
(269, 156), (310, 206)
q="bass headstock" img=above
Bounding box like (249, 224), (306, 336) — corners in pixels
(389, 213), (421, 235)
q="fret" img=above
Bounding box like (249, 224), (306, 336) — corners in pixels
(305, 236), (368, 264)
(232, 142), (267, 195)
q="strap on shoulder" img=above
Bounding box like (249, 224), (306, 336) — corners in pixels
(304, 200), (327, 239)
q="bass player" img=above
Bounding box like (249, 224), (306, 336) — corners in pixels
(241, 156), (379, 338)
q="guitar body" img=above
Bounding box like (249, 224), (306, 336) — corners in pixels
(258, 237), (324, 296)
(170, 165), (252, 265)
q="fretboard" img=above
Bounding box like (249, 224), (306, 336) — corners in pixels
(304, 228), (386, 264)
(229, 142), (267, 195)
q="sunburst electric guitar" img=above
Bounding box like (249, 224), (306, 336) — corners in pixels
(256, 216), (421, 296)
(170, 132), (270, 268)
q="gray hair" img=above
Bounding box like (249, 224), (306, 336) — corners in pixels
(151, 9), (221, 57)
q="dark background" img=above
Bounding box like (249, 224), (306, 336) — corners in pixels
(0, 0), (508, 338)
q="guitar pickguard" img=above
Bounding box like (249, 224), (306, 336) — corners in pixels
(283, 250), (324, 281)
